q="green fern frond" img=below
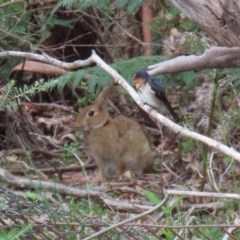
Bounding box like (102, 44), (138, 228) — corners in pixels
(0, 79), (48, 111)
(56, 73), (75, 92)
(84, 66), (112, 93)
(58, 0), (76, 8)
(112, 55), (169, 82)
(219, 68), (240, 92)
(0, 80), (17, 111)
(51, 55), (171, 94)
(44, 79), (59, 91)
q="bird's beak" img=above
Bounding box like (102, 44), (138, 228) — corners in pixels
(133, 76), (144, 90)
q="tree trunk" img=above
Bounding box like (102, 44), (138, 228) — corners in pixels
(171, 0), (240, 46)
(142, 1), (154, 56)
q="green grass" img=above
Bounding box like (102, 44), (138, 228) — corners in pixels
(0, 224), (33, 240)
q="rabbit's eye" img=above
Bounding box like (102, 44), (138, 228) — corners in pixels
(88, 110), (95, 117)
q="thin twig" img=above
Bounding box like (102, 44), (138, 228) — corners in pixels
(83, 194), (169, 240)
(164, 189), (240, 200)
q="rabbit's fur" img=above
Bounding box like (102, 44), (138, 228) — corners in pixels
(75, 85), (153, 179)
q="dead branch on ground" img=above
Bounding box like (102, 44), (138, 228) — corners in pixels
(0, 167), (102, 197)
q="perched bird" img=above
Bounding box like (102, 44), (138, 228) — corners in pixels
(133, 70), (180, 122)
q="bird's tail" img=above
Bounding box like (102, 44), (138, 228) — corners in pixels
(162, 99), (180, 122)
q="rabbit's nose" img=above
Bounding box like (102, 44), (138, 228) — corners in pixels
(72, 121), (82, 129)
(74, 121), (89, 131)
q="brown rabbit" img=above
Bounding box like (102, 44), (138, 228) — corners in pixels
(75, 85), (153, 179)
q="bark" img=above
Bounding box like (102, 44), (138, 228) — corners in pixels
(171, 0), (240, 46)
(148, 47), (240, 74)
(142, 1), (153, 55)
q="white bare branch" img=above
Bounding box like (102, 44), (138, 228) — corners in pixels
(2, 46), (240, 75)
(148, 47), (240, 75)
(0, 51), (95, 70)
(165, 189), (240, 200)
(90, 50), (240, 162)
(0, 167), (101, 197)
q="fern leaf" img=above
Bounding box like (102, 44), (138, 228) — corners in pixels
(53, 55), (171, 94)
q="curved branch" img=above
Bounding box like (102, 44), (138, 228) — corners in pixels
(0, 51), (95, 70)
(0, 167), (101, 198)
(90, 51), (240, 162)
(148, 46), (240, 75)
(2, 46), (240, 74)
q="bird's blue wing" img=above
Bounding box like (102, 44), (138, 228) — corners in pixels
(148, 77), (167, 101)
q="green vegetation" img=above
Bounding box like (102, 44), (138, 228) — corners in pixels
(0, 79), (47, 111)
(0, 224), (33, 240)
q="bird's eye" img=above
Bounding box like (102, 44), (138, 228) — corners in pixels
(88, 110), (95, 117)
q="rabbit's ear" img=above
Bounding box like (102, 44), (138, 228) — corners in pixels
(95, 84), (114, 104)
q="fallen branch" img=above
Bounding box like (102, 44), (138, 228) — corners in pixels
(0, 167), (102, 198)
(101, 195), (152, 212)
(148, 47), (240, 75)
(1, 167), (161, 214)
(164, 189), (240, 200)
(10, 164), (96, 175)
